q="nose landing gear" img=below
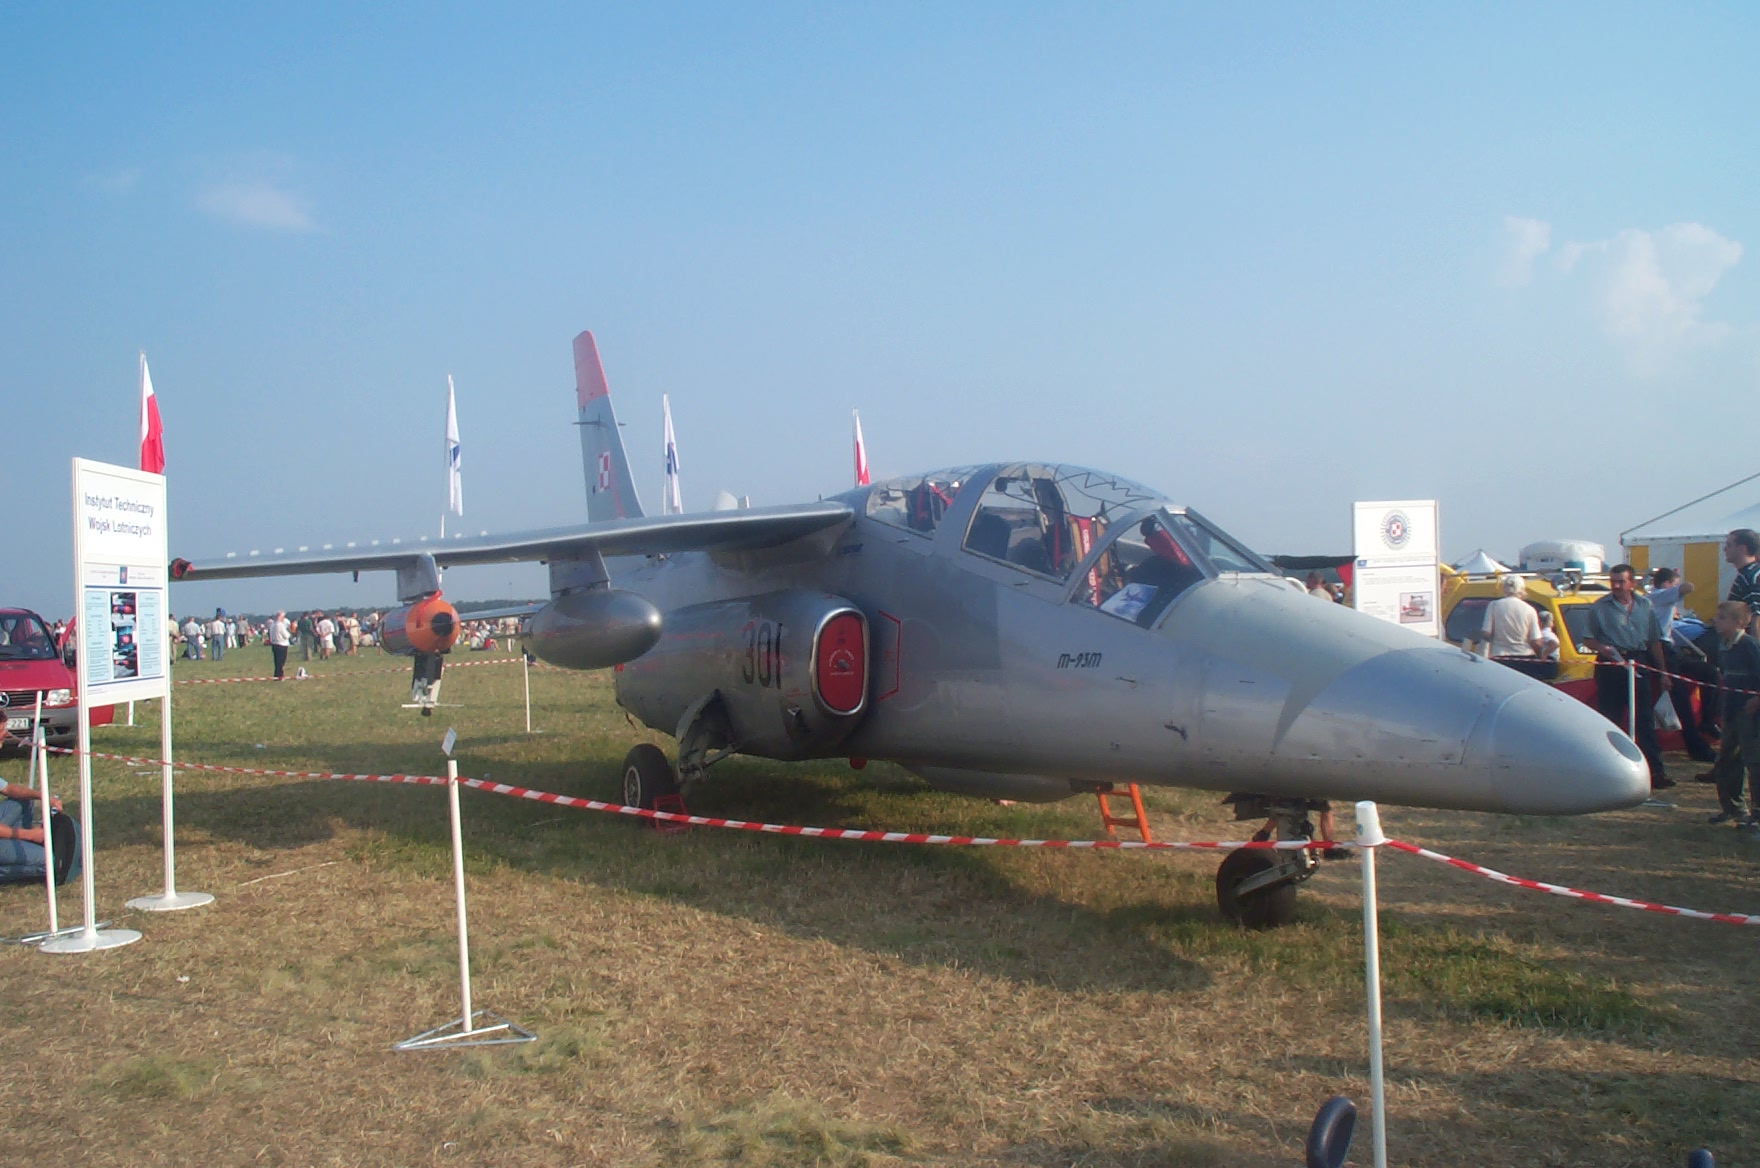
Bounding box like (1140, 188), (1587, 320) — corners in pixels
(1215, 795), (1330, 928)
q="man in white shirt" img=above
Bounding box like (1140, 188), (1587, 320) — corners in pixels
(1480, 574), (1544, 659)
(316, 615), (336, 659)
(180, 616), (204, 660)
(208, 610), (228, 662)
(267, 611), (293, 680)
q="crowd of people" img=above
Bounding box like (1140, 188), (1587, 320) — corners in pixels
(1467, 527), (1760, 833)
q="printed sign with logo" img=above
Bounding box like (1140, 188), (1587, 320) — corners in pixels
(72, 458), (170, 703)
(1352, 499), (1439, 638)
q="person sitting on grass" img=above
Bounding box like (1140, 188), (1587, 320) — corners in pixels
(0, 775), (78, 886)
(1708, 600), (1760, 836)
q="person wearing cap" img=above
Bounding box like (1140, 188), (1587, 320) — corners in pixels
(1581, 563), (1673, 790)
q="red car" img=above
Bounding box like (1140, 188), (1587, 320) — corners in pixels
(0, 608), (113, 751)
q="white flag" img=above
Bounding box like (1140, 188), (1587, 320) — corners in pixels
(446, 375), (463, 516)
(661, 393), (682, 514)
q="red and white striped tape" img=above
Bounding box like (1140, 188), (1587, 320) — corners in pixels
(43, 746), (1328, 852)
(42, 746), (1760, 923)
(1387, 839), (1760, 927)
(171, 656), (530, 686)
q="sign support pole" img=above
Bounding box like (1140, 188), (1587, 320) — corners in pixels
(128, 694), (212, 911)
(523, 652), (532, 734)
(40, 696), (140, 953)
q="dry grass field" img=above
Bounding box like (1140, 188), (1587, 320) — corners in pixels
(3, 645), (1759, 1167)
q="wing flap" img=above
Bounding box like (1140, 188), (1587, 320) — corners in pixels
(171, 502), (855, 583)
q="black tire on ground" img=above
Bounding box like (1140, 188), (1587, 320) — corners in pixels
(620, 743), (678, 812)
(1215, 847), (1300, 928)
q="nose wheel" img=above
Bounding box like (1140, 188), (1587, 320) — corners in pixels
(1215, 794), (1326, 928)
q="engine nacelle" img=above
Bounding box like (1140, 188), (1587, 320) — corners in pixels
(616, 589), (869, 761)
(527, 589), (663, 670)
(380, 594), (460, 656)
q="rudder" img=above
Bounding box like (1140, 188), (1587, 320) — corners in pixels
(574, 330), (645, 522)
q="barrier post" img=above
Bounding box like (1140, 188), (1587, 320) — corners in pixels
(1355, 800), (1389, 1168)
(395, 737), (533, 1051)
(1626, 661), (1638, 741)
(35, 725), (58, 937)
(523, 653), (532, 734)
(127, 695), (213, 912)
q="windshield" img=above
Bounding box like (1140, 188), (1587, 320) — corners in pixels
(1076, 514), (1207, 626)
(962, 463), (1169, 581)
(865, 467), (981, 537)
(0, 614), (58, 661)
(1164, 510), (1274, 575)
(1560, 605), (1594, 653)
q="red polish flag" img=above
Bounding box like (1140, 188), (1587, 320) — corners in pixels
(138, 352), (165, 474)
(852, 408), (870, 487)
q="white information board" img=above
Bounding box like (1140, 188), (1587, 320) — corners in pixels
(1352, 500), (1439, 638)
(72, 458), (169, 705)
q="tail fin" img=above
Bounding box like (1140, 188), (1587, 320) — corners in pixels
(574, 330), (644, 522)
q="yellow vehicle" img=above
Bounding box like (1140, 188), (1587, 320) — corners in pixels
(1438, 570), (1610, 705)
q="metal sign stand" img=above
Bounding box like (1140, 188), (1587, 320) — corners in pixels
(127, 694), (214, 912)
(40, 693), (140, 953)
(1356, 801), (1389, 1168)
(395, 745), (534, 1051)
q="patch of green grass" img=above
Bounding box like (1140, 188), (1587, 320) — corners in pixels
(666, 1094), (913, 1167)
(457, 1024), (605, 1080)
(87, 1054), (220, 1101)
(1379, 916), (1653, 1031)
(1132, 909), (1652, 1032)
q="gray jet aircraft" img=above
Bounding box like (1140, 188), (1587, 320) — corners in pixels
(171, 330), (1650, 925)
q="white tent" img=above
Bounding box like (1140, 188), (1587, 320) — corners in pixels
(1452, 549), (1508, 575)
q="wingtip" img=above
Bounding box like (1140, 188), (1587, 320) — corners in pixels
(573, 330), (609, 408)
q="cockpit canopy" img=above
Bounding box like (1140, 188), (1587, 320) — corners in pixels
(864, 462), (1273, 625)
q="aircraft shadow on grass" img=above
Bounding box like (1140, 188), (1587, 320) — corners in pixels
(71, 764), (1234, 996)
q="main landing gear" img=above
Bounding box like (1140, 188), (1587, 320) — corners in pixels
(1214, 795), (1330, 928)
(618, 693), (738, 813)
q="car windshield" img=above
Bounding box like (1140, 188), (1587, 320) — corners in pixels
(1560, 605), (1595, 652)
(0, 614), (58, 661)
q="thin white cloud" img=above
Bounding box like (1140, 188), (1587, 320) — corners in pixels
(196, 178), (315, 231)
(88, 168), (140, 195)
(1568, 223), (1740, 375)
(1503, 216), (1743, 376)
(1497, 216), (1551, 286)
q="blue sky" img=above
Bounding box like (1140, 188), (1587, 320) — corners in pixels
(3, 4), (1755, 617)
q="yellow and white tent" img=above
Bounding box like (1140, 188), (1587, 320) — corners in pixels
(1621, 471), (1760, 619)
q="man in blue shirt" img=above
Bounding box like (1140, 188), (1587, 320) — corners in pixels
(1649, 568), (1715, 762)
(1582, 563), (1673, 789)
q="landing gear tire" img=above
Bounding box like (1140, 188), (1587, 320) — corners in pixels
(620, 744), (678, 811)
(1216, 848), (1299, 929)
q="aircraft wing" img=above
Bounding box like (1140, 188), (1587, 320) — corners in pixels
(169, 502), (855, 583)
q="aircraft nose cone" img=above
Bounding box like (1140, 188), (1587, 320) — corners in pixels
(1471, 686), (1651, 814)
